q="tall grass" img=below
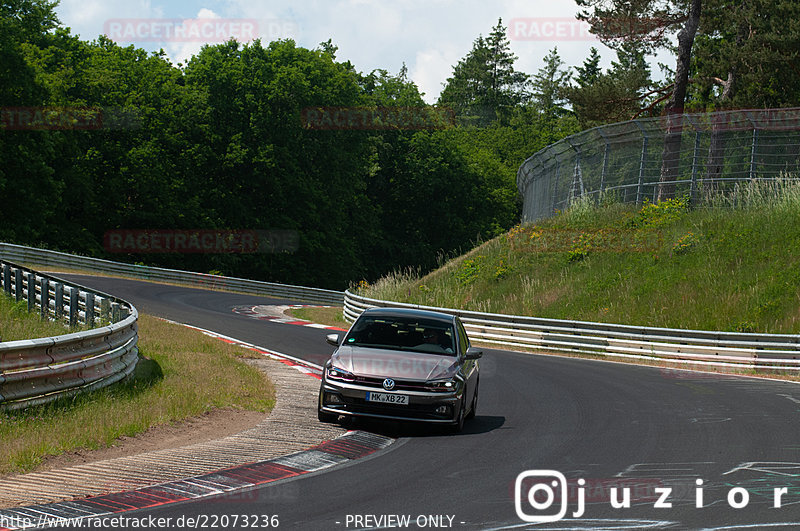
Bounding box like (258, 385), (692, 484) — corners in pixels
(0, 294), (85, 342)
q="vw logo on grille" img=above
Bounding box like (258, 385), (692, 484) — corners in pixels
(382, 378), (395, 391)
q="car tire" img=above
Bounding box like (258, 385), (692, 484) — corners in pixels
(451, 399), (465, 433)
(318, 407), (338, 423)
(466, 379), (478, 420)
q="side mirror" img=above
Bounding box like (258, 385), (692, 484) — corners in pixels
(326, 333), (340, 347)
(465, 347), (483, 360)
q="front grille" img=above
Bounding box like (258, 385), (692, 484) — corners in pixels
(353, 376), (429, 392)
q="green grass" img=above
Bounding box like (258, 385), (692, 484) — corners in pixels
(362, 179), (800, 334)
(0, 294), (87, 341)
(0, 314), (275, 476)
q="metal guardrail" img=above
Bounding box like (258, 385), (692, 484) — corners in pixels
(0, 243), (344, 306)
(0, 260), (139, 410)
(344, 291), (800, 371)
(517, 107), (800, 222)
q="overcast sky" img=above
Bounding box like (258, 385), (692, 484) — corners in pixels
(54, 0), (672, 103)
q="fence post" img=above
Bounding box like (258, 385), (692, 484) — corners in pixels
(550, 160), (560, 215)
(634, 121), (649, 204)
(685, 114), (701, 207)
(598, 129), (610, 198)
(566, 138), (584, 203)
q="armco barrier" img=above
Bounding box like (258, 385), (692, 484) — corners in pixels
(0, 242), (344, 305)
(344, 291), (800, 371)
(0, 260), (138, 410)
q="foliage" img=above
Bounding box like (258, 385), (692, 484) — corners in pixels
(438, 19), (529, 126)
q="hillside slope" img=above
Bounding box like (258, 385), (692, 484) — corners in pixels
(362, 181), (800, 334)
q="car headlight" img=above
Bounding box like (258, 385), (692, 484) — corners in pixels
(425, 378), (458, 393)
(326, 366), (355, 382)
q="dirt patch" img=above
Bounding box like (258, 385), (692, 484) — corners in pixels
(31, 407), (267, 475)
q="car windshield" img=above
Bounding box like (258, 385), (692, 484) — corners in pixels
(344, 316), (456, 356)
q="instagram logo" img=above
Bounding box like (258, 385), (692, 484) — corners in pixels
(515, 470), (575, 523)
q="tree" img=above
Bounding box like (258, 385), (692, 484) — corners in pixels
(577, 0), (704, 201)
(566, 44), (655, 127)
(689, 0), (800, 187)
(438, 19), (528, 126)
(575, 47), (602, 88)
(531, 47), (572, 122)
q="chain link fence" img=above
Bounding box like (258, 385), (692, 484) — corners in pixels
(517, 107), (800, 222)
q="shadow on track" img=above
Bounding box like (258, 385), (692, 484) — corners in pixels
(329, 414), (505, 438)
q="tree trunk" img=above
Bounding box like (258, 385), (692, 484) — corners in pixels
(657, 0), (702, 202)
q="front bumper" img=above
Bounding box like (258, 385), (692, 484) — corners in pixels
(319, 378), (462, 423)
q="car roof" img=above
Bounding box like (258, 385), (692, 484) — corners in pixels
(360, 307), (456, 325)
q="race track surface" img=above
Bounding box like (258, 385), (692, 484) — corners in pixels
(54, 274), (800, 530)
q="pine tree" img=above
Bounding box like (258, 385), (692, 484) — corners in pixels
(439, 18), (528, 126)
(575, 47), (602, 88)
(531, 47), (572, 122)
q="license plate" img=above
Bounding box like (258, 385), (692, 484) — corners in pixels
(366, 392), (409, 405)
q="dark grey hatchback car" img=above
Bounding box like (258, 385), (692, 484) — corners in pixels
(318, 307), (482, 432)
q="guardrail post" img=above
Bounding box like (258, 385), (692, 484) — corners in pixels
(26, 272), (35, 311)
(40, 277), (49, 319)
(111, 302), (121, 323)
(14, 268), (22, 302)
(85, 292), (95, 328)
(2, 263), (10, 295)
(100, 297), (111, 325)
(54, 282), (64, 321)
(69, 287), (79, 328)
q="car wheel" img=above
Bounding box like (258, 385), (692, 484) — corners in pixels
(466, 379), (479, 420)
(318, 407), (338, 423)
(451, 398), (465, 433)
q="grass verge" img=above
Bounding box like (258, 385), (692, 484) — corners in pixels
(361, 179), (800, 334)
(0, 314), (275, 476)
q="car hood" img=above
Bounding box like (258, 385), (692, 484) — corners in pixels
(331, 346), (458, 381)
